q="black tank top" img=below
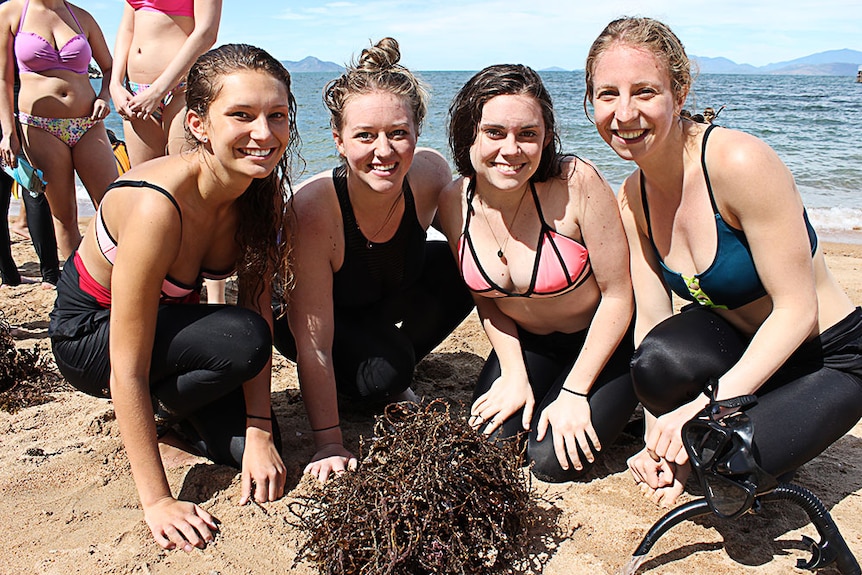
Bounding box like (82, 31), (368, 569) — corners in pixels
(331, 165), (426, 309)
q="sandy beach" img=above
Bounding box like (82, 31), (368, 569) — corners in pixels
(1, 223), (860, 575)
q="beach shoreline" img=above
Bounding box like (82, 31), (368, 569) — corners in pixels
(0, 226), (860, 575)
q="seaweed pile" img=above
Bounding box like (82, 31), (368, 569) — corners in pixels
(0, 314), (62, 412)
(292, 399), (536, 575)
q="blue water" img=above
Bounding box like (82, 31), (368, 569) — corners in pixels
(86, 73), (862, 237)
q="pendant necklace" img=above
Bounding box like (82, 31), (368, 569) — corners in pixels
(362, 188), (404, 249)
(477, 184), (530, 265)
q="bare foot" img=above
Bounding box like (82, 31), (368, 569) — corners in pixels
(639, 464), (690, 508)
(158, 431), (207, 469)
(10, 222), (30, 240)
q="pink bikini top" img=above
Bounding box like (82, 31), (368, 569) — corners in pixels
(94, 180), (233, 304)
(15, 0), (91, 75)
(127, 0), (194, 18)
(458, 181), (593, 299)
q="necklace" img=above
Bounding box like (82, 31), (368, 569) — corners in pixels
(477, 184), (530, 265)
(362, 189), (404, 249)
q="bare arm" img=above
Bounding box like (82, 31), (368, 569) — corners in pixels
(76, 7), (112, 115)
(557, 159), (632, 395)
(108, 191), (217, 551)
(236, 269), (286, 504)
(286, 178), (356, 482)
(706, 130), (819, 399)
(0, 3), (19, 164)
(109, 4), (134, 116)
(618, 174), (674, 345)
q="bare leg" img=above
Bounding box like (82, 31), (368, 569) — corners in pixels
(72, 123), (119, 209)
(10, 199), (29, 239)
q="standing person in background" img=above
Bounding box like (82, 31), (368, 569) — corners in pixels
(110, 0), (223, 302)
(274, 37), (473, 483)
(438, 64), (637, 482)
(0, 0), (117, 261)
(585, 16), (862, 507)
(0, 28), (57, 289)
(50, 44), (298, 551)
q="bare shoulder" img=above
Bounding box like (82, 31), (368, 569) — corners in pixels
(703, 126), (794, 205)
(68, 3), (98, 27)
(705, 126), (782, 174)
(409, 147), (452, 192)
(290, 170), (342, 240)
(566, 155), (611, 192)
(436, 176), (468, 242)
(0, 0), (21, 28)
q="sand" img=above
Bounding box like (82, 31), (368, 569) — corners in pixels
(1, 225), (860, 575)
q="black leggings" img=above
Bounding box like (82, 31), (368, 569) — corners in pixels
(274, 241), (474, 401)
(630, 306), (862, 477)
(473, 326), (639, 483)
(0, 172), (59, 285)
(52, 303), (278, 466)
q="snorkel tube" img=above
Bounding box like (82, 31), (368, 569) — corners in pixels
(623, 385), (860, 575)
(625, 483), (860, 575)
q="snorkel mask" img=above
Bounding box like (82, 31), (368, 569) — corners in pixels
(622, 378), (861, 575)
(682, 379), (777, 519)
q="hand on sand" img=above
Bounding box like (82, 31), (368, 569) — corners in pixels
(305, 443), (358, 483)
(144, 496), (219, 552)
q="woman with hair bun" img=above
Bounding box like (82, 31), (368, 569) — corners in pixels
(273, 37), (473, 483)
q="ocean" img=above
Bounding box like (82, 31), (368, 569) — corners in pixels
(68, 73), (862, 240)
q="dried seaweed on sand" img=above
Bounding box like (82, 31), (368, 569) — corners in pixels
(292, 399), (539, 575)
(0, 312), (64, 412)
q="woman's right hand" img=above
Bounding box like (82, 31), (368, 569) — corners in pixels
(143, 495), (219, 552)
(304, 443), (358, 483)
(109, 83), (134, 120)
(469, 373), (533, 436)
(0, 131), (19, 167)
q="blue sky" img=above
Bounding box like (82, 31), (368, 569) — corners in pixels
(79, 0), (861, 70)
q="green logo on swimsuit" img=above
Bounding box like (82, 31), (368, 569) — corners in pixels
(682, 275), (728, 310)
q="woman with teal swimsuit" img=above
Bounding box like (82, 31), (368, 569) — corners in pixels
(586, 17), (862, 507)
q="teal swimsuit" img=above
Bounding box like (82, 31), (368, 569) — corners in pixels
(642, 124), (817, 310)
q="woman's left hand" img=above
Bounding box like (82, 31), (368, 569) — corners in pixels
(645, 399), (706, 467)
(127, 86), (164, 121)
(91, 98), (111, 121)
(239, 426), (287, 505)
(536, 393), (600, 472)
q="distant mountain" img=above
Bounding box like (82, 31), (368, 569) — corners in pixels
(541, 66), (569, 72)
(281, 56), (343, 73)
(692, 49), (862, 76)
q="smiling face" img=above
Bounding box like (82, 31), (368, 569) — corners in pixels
(190, 70), (292, 181)
(333, 90), (418, 195)
(469, 94), (548, 193)
(590, 42), (686, 163)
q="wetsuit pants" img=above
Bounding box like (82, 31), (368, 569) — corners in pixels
(474, 326), (639, 483)
(0, 171), (59, 285)
(630, 306), (862, 478)
(50, 260), (279, 466)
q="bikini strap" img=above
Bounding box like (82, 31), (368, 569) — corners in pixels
(64, 2), (85, 35)
(639, 169), (659, 247)
(700, 123), (721, 215)
(17, 0), (30, 33)
(105, 180), (183, 224)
